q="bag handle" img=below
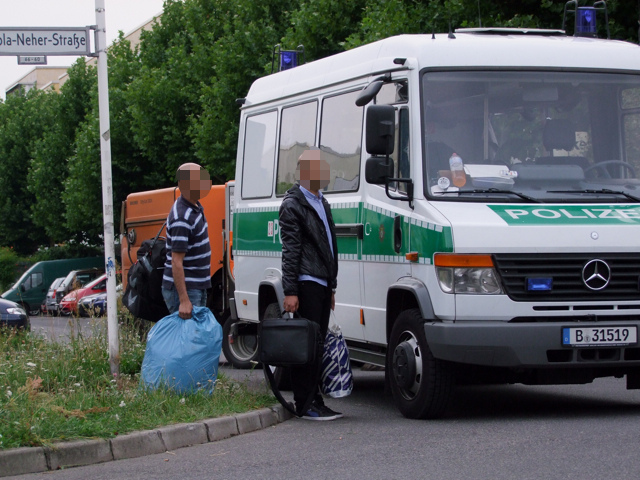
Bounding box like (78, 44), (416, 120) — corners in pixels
(150, 222), (167, 249)
(263, 365), (315, 418)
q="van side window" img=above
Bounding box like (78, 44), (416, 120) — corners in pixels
(387, 107), (411, 192)
(276, 101), (318, 195)
(376, 81), (409, 105)
(32, 272), (43, 289)
(320, 90), (363, 192)
(23, 272), (43, 291)
(241, 110), (278, 199)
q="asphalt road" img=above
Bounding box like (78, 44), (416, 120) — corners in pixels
(9, 322), (640, 480)
(30, 315), (101, 342)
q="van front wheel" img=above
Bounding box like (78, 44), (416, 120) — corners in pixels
(222, 317), (259, 369)
(388, 308), (454, 419)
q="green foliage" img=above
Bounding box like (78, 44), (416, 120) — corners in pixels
(1, 0), (640, 254)
(28, 244), (103, 263)
(0, 91), (53, 254)
(0, 247), (20, 292)
(282, 0), (367, 60)
(192, 0), (297, 181)
(28, 59), (97, 244)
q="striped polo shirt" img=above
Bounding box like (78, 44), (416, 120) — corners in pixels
(162, 196), (212, 290)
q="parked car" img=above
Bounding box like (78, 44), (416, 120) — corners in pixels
(1, 257), (103, 316)
(78, 293), (104, 317)
(78, 284), (123, 317)
(59, 274), (107, 316)
(56, 268), (104, 309)
(0, 298), (29, 329)
(44, 277), (66, 316)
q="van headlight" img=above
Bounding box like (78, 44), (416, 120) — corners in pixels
(435, 254), (503, 295)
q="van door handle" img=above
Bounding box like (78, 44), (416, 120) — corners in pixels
(334, 223), (364, 240)
(393, 216), (402, 254)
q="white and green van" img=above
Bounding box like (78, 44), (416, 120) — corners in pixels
(231, 26), (640, 418)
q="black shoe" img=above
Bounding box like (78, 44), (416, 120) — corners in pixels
(300, 403), (340, 421)
(314, 401), (343, 419)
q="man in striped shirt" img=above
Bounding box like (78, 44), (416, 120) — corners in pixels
(162, 163), (212, 319)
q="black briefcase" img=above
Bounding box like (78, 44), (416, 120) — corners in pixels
(259, 311), (322, 367)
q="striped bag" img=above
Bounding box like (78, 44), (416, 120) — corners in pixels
(321, 322), (353, 398)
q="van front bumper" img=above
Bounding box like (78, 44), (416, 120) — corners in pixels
(424, 320), (640, 367)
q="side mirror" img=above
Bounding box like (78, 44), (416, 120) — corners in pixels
(365, 156), (394, 185)
(20, 284), (25, 292)
(355, 80), (385, 107)
(366, 105), (395, 156)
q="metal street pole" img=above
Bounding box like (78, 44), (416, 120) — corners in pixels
(95, 0), (119, 375)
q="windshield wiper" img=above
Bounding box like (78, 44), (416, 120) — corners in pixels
(547, 189), (640, 203)
(453, 188), (541, 203)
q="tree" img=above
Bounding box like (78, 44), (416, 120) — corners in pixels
(193, 0), (298, 181)
(0, 90), (54, 254)
(28, 58), (96, 244)
(62, 34), (156, 244)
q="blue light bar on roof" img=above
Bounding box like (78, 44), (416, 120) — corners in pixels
(576, 7), (597, 37)
(279, 50), (298, 71)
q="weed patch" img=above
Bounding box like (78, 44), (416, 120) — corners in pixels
(0, 319), (273, 449)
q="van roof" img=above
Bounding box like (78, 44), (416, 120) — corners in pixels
(244, 31), (640, 107)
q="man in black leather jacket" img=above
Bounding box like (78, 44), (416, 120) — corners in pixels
(279, 148), (341, 420)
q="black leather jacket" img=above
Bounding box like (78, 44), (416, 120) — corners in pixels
(279, 184), (338, 296)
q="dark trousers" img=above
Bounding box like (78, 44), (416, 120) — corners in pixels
(291, 281), (332, 413)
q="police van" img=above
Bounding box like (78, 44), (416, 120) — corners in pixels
(231, 20), (640, 418)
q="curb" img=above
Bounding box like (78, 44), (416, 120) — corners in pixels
(0, 404), (293, 478)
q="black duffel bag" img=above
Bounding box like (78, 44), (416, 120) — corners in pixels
(259, 310), (324, 416)
(122, 223), (170, 322)
(259, 310), (322, 367)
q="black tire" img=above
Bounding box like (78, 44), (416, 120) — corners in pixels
(22, 303), (39, 317)
(262, 302), (292, 391)
(388, 308), (454, 419)
(222, 316), (260, 369)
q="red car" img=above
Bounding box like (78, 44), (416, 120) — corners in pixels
(59, 274), (107, 315)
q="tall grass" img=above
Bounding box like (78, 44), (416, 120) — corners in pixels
(0, 317), (273, 449)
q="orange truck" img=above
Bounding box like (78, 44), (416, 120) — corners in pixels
(120, 181), (255, 368)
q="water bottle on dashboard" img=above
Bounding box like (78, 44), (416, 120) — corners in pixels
(449, 153), (466, 188)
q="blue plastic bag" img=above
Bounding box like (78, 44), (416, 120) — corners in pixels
(141, 306), (222, 394)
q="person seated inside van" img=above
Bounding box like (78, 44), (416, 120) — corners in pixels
(535, 119), (589, 169)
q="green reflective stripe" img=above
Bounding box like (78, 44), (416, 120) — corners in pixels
(234, 207), (281, 253)
(489, 204), (640, 225)
(362, 206), (402, 257)
(409, 217), (453, 264)
(331, 204), (360, 257)
(233, 202), (453, 262)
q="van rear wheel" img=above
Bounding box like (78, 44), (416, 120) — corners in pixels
(388, 308), (454, 419)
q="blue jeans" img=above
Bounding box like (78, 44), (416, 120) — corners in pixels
(162, 285), (208, 315)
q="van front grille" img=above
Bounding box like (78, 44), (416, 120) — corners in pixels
(493, 253), (640, 302)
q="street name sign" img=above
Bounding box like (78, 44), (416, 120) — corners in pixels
(0, 27), (91, 56)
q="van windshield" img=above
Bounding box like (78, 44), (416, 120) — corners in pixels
(422, 70), (640, 203)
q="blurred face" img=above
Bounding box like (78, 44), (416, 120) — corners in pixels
(177, 163), (211, 202)
(298, 150), (330, 193)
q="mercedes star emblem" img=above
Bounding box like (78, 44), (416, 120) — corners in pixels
(582, 259), (611, 291)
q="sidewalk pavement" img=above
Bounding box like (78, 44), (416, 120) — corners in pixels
(0, 404), (293, 477)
